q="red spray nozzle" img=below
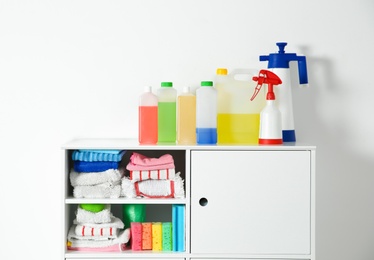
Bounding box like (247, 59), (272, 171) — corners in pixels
(250, 69), (282, 101)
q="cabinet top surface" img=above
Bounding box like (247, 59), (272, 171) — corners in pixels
(61, 138), (316, 151)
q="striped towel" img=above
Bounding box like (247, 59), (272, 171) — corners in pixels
(130, 168), (176, 182)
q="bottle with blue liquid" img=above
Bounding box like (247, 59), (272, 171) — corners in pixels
(196, 81), (217, 144)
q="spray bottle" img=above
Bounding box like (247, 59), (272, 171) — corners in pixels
(259, 42), (308, 142)
(250, 70), (283, 145)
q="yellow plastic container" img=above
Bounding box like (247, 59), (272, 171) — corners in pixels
(215, 68), (265, 144)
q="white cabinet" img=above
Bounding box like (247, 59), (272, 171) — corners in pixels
(62, 138), (315, 260)
(191, 150), (311, 255)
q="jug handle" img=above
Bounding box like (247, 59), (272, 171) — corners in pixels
(229, 69), (258, 81)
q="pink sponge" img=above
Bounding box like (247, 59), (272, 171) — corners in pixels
(130, 222), (142, 251)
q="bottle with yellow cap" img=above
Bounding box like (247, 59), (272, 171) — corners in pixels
(215, 68), (265, 144)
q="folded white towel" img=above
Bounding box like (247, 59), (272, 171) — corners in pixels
(70, 169), (123, 187)
(130, 168), (176, 182)
(74, 216), (124, 228)
(73, 183), (121, 199)
(67, 226), (131, 248)
(73, 217), (124, 238)
(121, 172), (185, 199)
(76, 204), (112, 224)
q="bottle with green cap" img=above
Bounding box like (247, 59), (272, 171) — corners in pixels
(157, 82), (177, 143)
(196, 81), (217, 144)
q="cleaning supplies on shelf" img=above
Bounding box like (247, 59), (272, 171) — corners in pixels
(73, 161), (120, 172)
(162, 222), (173, 251)
(127, 205), (184, 252)
(157, 82), (177, 143)
(122, 152), (185, 198)
(259, 42), (309, 142)
(196, 81), (217, 145)
(250, 69), (283, 144)
(67, 205), (130, 252)
(70, 149), (126, 198)
(138, 86), (158, 144)
(122, 204), (146, 235)
(215, 68), (265, 144)
(177, 86), (196, 144)
(142, 222), (152, 250)
(72, 150), (125, 162)
(79, 204), (106, 213)
(70, 169), (123, 198)
(131, 222), (143, 250)
(126, 152), (175, 170)
(172, 204), (185, 252)
(76, 204), (113, 224)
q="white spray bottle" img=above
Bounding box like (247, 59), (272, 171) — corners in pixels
(260, 42), (308, 142)
(250, 70), (283, 145)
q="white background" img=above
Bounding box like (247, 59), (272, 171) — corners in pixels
(0, 0), (373, 259)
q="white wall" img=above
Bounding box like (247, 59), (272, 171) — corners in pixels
(1, 0), (373, 259)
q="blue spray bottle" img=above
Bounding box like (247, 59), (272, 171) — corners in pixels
(259, 42), (308, 142)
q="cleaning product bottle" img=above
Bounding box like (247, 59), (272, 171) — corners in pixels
(215, 68), (264, 144)
(177, 86), (196, 144)
(259, 42), (309, 142)
(157, 82), (177, 143)
(138, 86), (158, 144)
(250, 70), (283, 144)
(196, 81), (217, 145)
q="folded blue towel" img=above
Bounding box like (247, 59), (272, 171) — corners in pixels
(72, 150), (126, 162)
(79, 149), (123, 154)
(74, 161), (119, 173)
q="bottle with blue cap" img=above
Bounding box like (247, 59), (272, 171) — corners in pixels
(259, 42), (309, 142)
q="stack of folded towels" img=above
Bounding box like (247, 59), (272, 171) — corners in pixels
(67, 204), (131, 252)
(121, 152), (185, 198)
(69, 149), (126, 198)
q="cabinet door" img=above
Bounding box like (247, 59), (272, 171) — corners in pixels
(191, 150), (311, 255)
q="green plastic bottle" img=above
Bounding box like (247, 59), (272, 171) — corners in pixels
(157, 82), (177, 143)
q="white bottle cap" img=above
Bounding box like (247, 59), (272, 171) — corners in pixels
(144, 86), (152, 92)
(183, 86), (190, 93)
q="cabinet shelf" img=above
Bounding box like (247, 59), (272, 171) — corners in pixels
(65, 251), (188, 258)
(65, 197), (187, 205)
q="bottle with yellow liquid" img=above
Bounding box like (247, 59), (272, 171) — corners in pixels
(177, 86), (196, 144)
(215, 68), (265, 144)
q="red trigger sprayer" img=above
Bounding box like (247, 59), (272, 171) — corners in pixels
(250, 70), (283, 145)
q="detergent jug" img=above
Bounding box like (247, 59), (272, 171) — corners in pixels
(259, 42), (309, 142)
(215, 68), (265, 144)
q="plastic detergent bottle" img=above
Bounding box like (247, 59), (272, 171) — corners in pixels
(177, 86), (196, 144)
(138, 86), (158, 144)
(250, 70), (283, 144)
(196, 81), (217, 145)
(215, 68), (265, 144)
(259, 42), (309, 142)
(157, 82), (177, 143)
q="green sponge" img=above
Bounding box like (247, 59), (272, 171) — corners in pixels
(80, 204), (105, 213)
